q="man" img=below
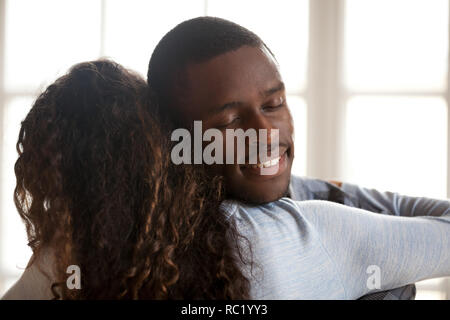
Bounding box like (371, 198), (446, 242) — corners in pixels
(147, 16), (449, 299)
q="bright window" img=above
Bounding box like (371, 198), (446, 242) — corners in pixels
(343, 0), (449, 299)
(344, 96), (447, 199)
(0, 0), (448, 299)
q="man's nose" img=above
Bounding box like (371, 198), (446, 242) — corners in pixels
(244, 111), (280, 158)
(245, 111), (276, 144)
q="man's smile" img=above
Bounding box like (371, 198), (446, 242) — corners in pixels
(239, 148), (290, 180)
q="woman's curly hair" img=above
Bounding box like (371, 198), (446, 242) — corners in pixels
(13, 60), (252, 299)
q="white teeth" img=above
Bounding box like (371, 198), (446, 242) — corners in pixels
(248, 156), (281, 169)
(270, 157), (280, 166)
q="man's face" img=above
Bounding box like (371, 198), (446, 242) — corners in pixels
(175, 45), (294, 204)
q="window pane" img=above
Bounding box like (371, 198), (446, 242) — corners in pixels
(4, 0), (102, 92)
(416, 278), (448, 300)
(207, 0), (309, 94)
(1, 97), (33, 278)
(343, 96), (447, 199)
(288, 96), (307, 177)
(415, 290), (447, 300)
(103, 0), (204, 77)
(345, 0), (448, 92)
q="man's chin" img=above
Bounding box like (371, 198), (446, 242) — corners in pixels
(227, 179), (291, 205)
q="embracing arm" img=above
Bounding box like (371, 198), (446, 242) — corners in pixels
(296, 200), (450, 299)
(339, 182), (450, 217)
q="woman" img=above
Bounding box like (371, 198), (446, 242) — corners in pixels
(2, 60), (449, 299)
(2, 60), (250, 299)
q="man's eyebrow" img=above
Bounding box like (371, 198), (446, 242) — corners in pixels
(208, 82), (285, 116)
(262, 82), (285, 97)
(209, 101), (242, 115)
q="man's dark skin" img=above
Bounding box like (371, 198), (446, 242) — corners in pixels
(174, 45), (295, 204)
(165, 41), (418, 299)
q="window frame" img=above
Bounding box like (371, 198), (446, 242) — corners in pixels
(306, 0), (450, 197)
(307, 0), (450, 299)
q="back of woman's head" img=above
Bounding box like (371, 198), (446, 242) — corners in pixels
(14, 60), (251, 299)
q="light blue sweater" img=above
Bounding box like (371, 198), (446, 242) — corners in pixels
(221, 198), (450, 299)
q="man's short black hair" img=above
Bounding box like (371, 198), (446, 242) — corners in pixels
(147, 16), (271, 121)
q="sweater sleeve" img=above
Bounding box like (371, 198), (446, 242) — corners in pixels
(295, 200), (450, 299)
(341, 182), (450, 217)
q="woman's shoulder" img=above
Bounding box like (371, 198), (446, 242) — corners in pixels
(1, 249), (55, 300)
(221, 197), (334, 216)
(221, 197), (364, 231)
(221, 197), (314, 226)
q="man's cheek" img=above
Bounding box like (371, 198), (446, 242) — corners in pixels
(282, 113), (295, 146)
(222, 134), (239, 165)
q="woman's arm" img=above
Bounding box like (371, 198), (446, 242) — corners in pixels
(295, 200), (450, 299)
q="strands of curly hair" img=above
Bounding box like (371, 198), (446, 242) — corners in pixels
(13, 60), (252, 299)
